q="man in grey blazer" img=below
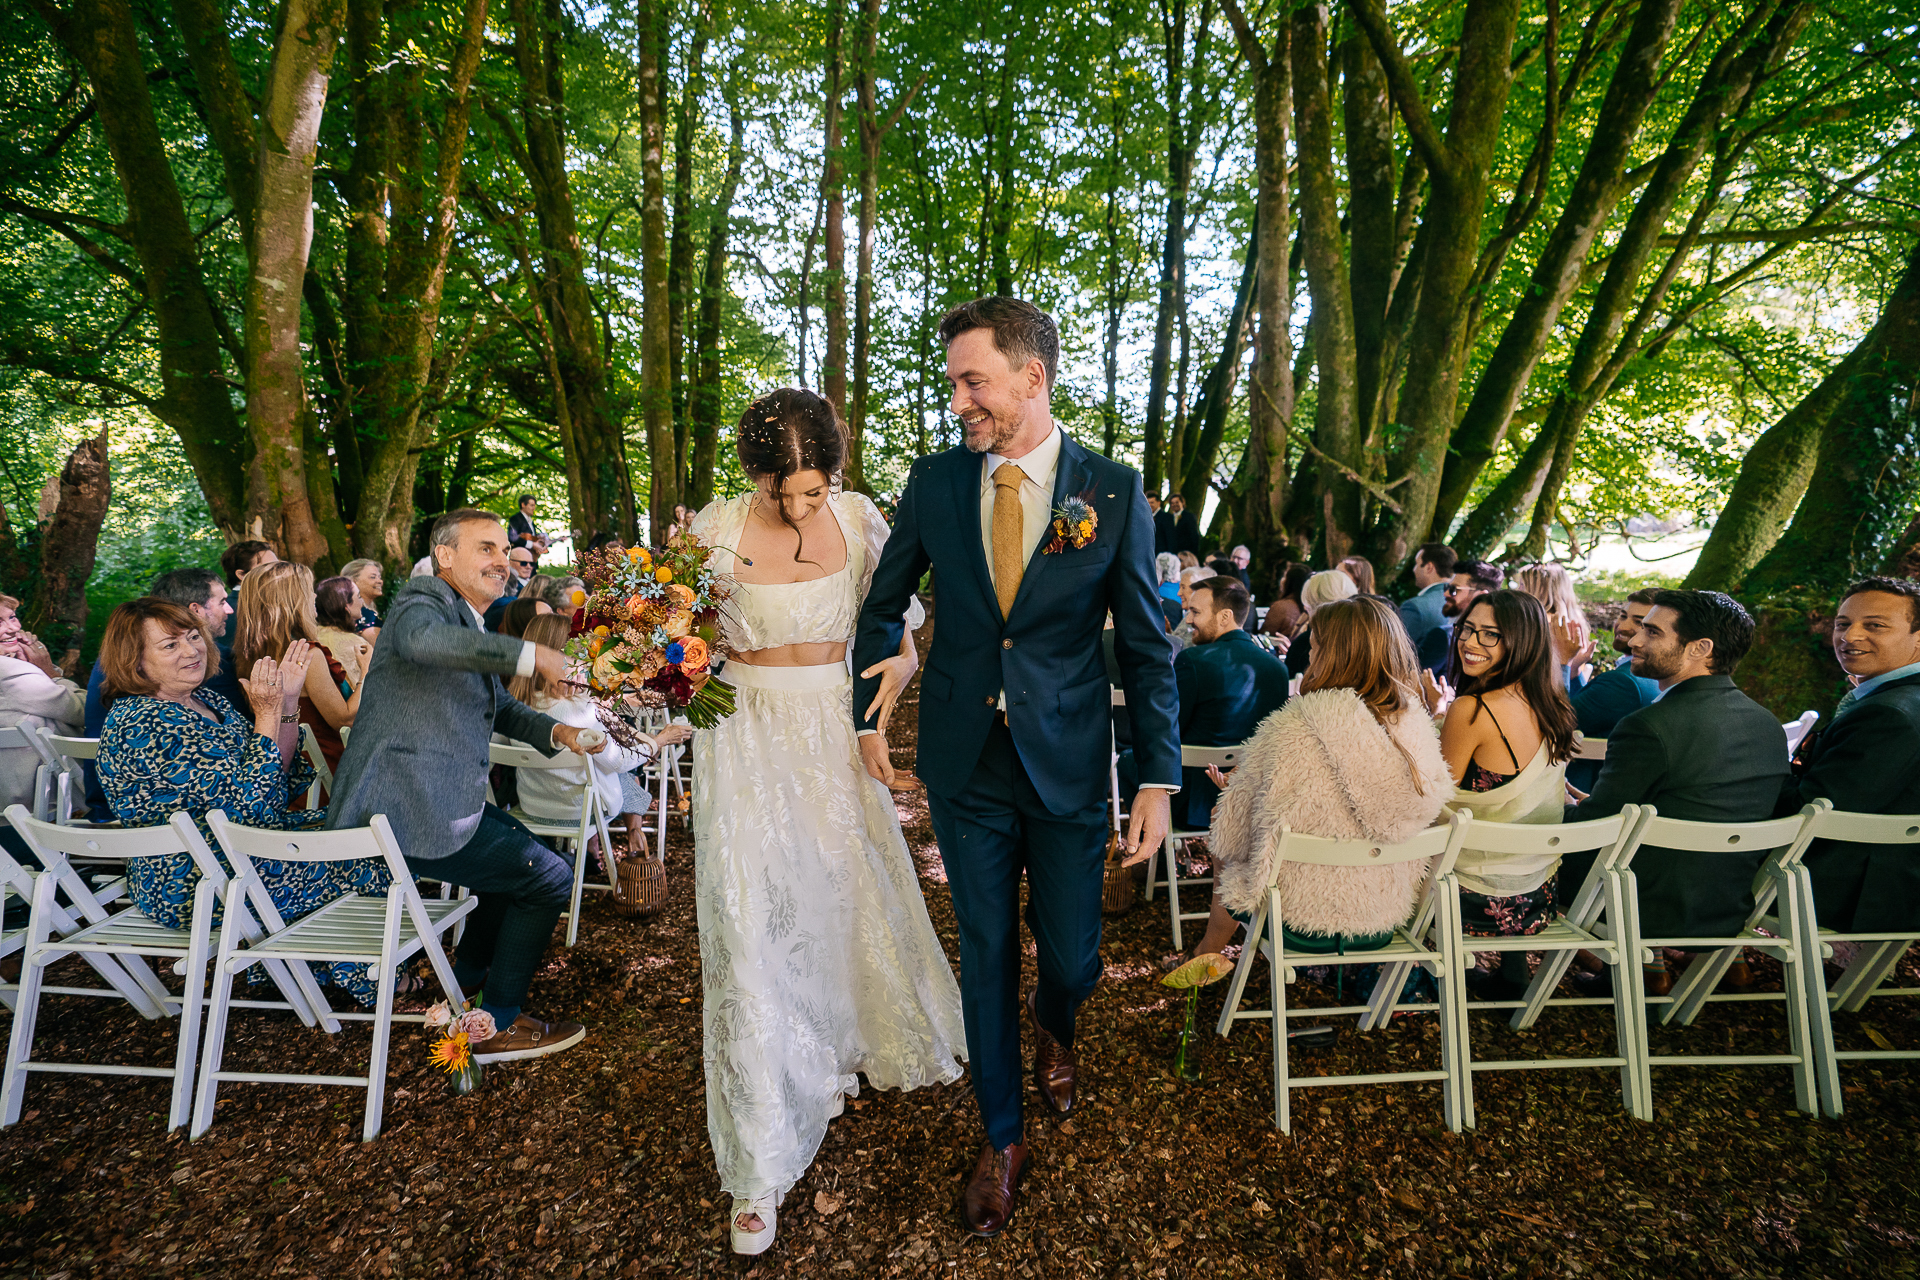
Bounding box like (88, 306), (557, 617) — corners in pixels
(328, 509), (604, 1062)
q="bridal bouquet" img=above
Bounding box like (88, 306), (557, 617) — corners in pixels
(565, 536), (737, 729)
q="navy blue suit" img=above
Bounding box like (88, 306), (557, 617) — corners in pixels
(853, 431), (1178, 1149)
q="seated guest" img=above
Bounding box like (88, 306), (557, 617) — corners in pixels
(314, 576), (375, 689)
(0, 592), (85, 824)
(1284, 568), (1359, 680)
(1177, 551), (1200, 572)
(411, 552), (435, 578)
(498, 596), (551, 638)
(1119, 576), (1286, 831)
(1154, 553), (1184, 631)
(486, 571), (548, 631)
(1397, 542), (1458, 676)
(326, 508), (601, 1061)
(1337, 555), (1376, 596)
(505, 615), (691, 858)
(219, 539), (277, 592)
(1444, 559), (1504, 623)
(1176, 596), (1451, 957)
(1261, 563), (1310, 639)
(1564, 590), (1790, 991)
(1567, 588), (1660, 791)
(94, 599), (397, 1006)
(532, 574), (587, 615)
(502, 547), (537, 602)
(1205, 555), (1237, 584)
(233, 563), (360, 781)
(1780, 576), (1920, 932)
(1228, 545), (1253, 592)
(1428, 590), (1576, 998)
(1170, 567), (1215, 650)
(1513, 562), (1590, 687)
(342, 558), (386, 638)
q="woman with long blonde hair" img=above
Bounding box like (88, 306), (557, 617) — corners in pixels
(1281, 568), (1360, 682)
(1512, 562), (1593, 685)
(232, 561), (360, 781)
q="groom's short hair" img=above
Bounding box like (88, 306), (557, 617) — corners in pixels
(938, 297), (1059, 389)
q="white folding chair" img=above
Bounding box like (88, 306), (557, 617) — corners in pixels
(1572, 735), (1607, 762)
(197, 811), (475, 1141)
(0, 809), (161, 1015)
(39, 731), (101, 826)
(1614, 807), (1822, 1115)
(299, 723), (335, 810)
(0, 807), (317, 1130)
(1781, 710), (1820, 757)
(1437, 810), (1648, 1125)
(1215, 811), (1473, 1133)
(1772, 802), (1920, 1117)
(1144, 744), (1244, 950)
(487, 741), (616, 947)
(0, 727), (54, 822)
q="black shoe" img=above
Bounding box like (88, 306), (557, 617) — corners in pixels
(1569, 967), (1613, 998)
(1463, 967), (1529, 1002)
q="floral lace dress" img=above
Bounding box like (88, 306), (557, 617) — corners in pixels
(687, 491), (965, 1207)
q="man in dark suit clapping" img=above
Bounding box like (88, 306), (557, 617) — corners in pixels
(1779, 576), (1920, 932)
(1564, 590), (1790, 992)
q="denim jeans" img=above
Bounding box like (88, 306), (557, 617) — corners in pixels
(407, 804), (572, 1023)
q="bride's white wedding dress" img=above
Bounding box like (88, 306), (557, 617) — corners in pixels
(687, 490), (966, 1208)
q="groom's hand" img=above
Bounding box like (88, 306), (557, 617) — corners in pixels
(860, 732), (924, 792)
(1122, 788), (1172, 866)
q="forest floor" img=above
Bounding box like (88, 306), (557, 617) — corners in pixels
(3, 627), (1919, 1279)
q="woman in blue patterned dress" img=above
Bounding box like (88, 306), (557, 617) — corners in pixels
(95, 597), (400, 1006)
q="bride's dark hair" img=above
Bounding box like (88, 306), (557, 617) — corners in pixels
(735, 388), (848, 563)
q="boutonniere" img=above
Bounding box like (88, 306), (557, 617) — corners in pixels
(1042, 491), (1099, 554)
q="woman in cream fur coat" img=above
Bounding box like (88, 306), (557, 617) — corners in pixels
(1182, 595), (1453, 956)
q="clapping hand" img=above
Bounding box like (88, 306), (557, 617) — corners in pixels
(1205, 763), (1234, 790)
(1552, 615), (1594, 670)
(1421, 669), (1454, 716)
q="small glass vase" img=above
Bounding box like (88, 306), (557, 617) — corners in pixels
(446, 1057), (486, 1096)
(1173, 987), (1202, 1082)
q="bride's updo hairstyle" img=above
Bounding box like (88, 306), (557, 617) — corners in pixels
(735, 388), (849, 562)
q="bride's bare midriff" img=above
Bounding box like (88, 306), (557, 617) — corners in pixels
(729, 642), (847, 667)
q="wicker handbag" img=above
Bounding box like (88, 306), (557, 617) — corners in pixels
(1100, 829), (1136, 916)
(609, 829), (668, 919)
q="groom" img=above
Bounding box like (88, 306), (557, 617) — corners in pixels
(853, 297), (1179, 1237)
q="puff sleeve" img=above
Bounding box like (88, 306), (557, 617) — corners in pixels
(849, 493), (925, 630)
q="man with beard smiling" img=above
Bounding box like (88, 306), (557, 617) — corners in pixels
(1561, 589), (1789, 994)
(326, 508), (603, 1062)
(1779, 576), (1920, 934)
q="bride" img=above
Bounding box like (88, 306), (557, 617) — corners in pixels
(687, 388), (966, 1255)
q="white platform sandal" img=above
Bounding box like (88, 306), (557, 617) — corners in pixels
(730, 1196), (777, 1256)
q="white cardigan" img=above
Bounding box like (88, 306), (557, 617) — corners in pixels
(0, 653), (85, 811)
(507, 690), (660, 823)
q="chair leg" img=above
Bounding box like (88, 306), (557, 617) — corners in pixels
(0, 886), (54, 1126)
(1772, 879), (1818, 1116)
(1142, 841), (1160, 905)
(169, 890), (216, 1131)
(191, 960), (243, 1140)
(1512, 947), (1576, 1031)
(362, 896), (405, 1142)
(1215, 904), (1266, 1038)
(1270, 930), (1289, 1135)
(1441, 902), (1473, 1131)
(1361, 961), (1415, 1031)
(1665, 945), (1741, 1027)
(1833, 939), (1906, 1014)
(1166, 838), (1185, 952)
(566, 836), (588, 948)
(1617, 871), (1655, 1110)
(1789, 869), (1842, 1118)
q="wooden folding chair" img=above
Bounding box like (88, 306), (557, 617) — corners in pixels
(197, 811), (474, 1141)
(1215, 811), (1473, 1133)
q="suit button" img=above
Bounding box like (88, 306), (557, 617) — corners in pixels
(1002, 639), (1013, 649)
(982, 696), (994, 707)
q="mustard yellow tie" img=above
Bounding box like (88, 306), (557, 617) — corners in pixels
(992, 462), (1028, 620)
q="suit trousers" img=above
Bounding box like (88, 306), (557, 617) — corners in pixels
(929, 720), (1108, 1149)
(407, 804), (572, 1018)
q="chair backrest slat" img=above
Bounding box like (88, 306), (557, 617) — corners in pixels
(1808, 805), (1920, 845)
(1632, 811), (1811, 855)
(1179, 744), (1244, 770)
(42, 733), (99, 762)
(1274, 811), (1468, 869)
(1455, 812), (1627, 857)
(488, 741), (582, 771)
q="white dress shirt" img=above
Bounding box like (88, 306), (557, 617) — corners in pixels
(462, 595), (563, 752)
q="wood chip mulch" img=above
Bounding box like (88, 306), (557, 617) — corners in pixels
(3, 640), (1919, 1278)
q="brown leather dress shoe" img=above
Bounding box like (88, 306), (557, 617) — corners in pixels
(962, 1141), (1029, 1238)
(1027, 990), (1076, 1118)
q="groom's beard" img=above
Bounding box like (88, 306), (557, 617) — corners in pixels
(961, 410), (1022, 455)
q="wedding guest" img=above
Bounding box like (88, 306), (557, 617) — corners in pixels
(1171, 566), (1215, 650)
(501, 547), (537, 601)
(1261, 563), (1311, 639)
(1781, 576), (1920, 932)
(233, 562), (360, 781)
(411, 552), (435, 578)
(498, 596), (551, 638)
(0, 592), (84, 820)
(1444, 560), (1505, 619)
(94, 599), (401, 1006)
(326, 508), (600, 1061)
(1337, 555), (1376, 596)
(1398, 542), (1458, 676)
(220, 539), (277, 591)
(1563, 590), (1789, 993)
(1228, 545), (1253, 592)
(1154, 553), (1184, 630)
(1183, 596), (1451, 957)
(1150, 494), (1174, 557)
(508, 494), (551, 562)
(1567, 588), (1660, 791)
(1427, 590), (1576, 999)
(665, 503), (694, 542)
(1177, 551), (1200, 571)
(1284, 568), (1360, 681)
(1513, 561), (1591, 687)
(505, 614), (691, 860)
(342, 558), (386, 635)
(1163, 576), (1287, 828)
(313, 575), (375, 689)
(1167, 492), (1201, 557)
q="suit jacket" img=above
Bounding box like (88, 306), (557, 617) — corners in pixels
(852, 433), (1180, 814)
(1397, 582), (1453, 676)
(325, 574), (560, 859)
(1171, 510), (1202, 557)
(1174, 628), (1288, 826)
(1566, 674), (1790, 936)
(1567, 659), (1660, 791)
(1153, 510), (1175, 557)
(1779, 671), (1920, 930)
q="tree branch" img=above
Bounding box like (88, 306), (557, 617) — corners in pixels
(1348, 0), (1452, 181)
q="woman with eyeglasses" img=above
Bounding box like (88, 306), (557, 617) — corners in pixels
(1425, 589), (1578, 1000)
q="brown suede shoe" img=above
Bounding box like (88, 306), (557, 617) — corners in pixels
(1027, 990), (1076, 1118)
(962, 1141), (1029, 1238)
(472, 1015), (586, 1063)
